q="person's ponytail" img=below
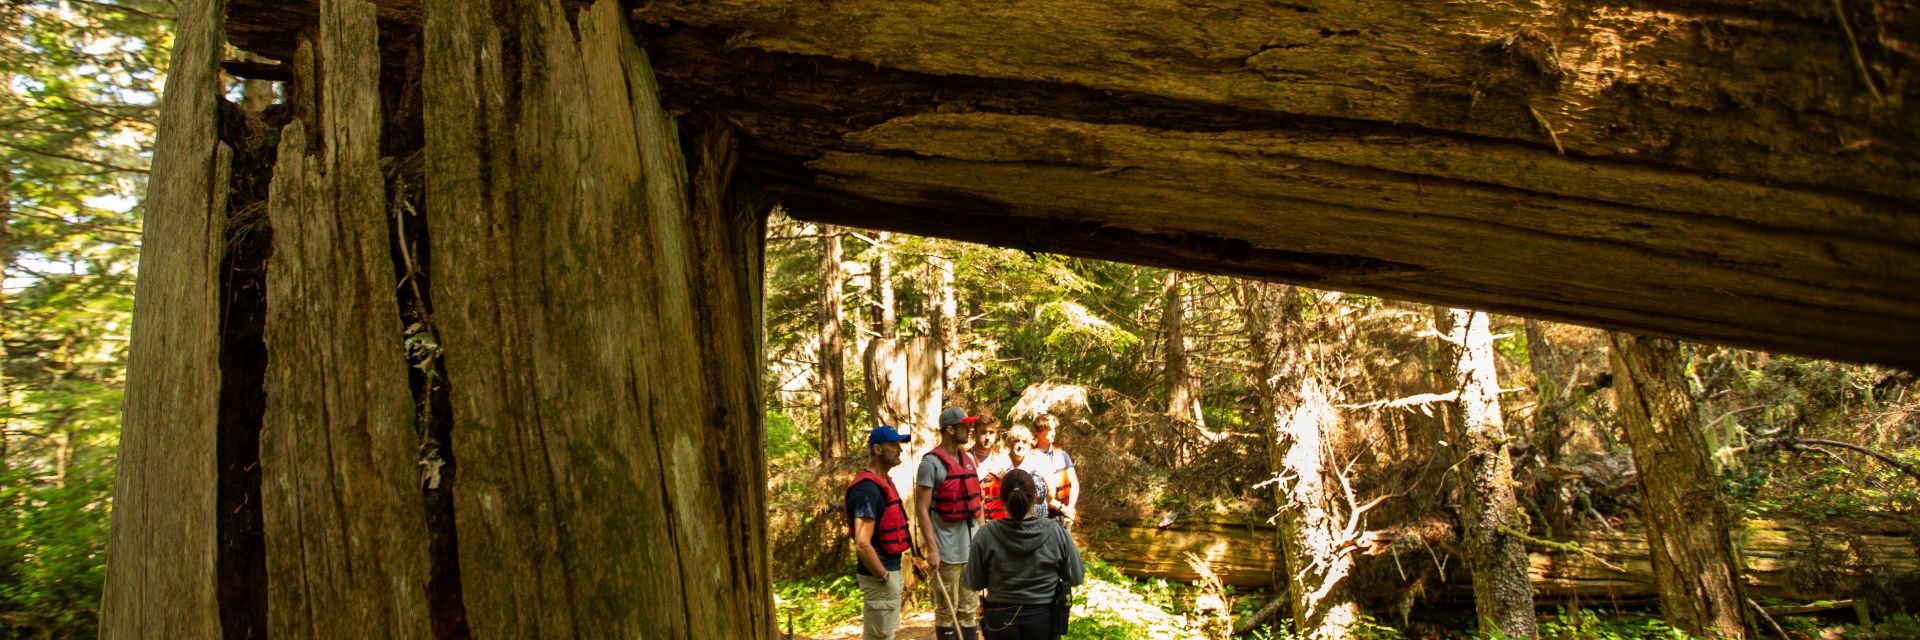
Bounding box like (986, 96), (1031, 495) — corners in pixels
(1002, 469), (1038, 521)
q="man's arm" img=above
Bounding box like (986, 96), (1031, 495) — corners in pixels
(913, 484), (940, 566)
(852, 518), (889, 577)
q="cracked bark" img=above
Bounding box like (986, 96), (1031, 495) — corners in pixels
(1439, 309), (1536, 639)
(1609, 332), (1752, 639)
(108, 0), (773, 637)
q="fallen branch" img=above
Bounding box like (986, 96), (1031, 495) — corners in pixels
(1497, 525), (1628, 573)
(1788, 438), (1920, 482)
(1737, 436), (1920, 483)
(1233, 591), (1290, 635)
(1749, 597), (1790, 640)
(1765, 598), (1853, 617)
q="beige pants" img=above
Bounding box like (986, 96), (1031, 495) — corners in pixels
(857, 569), (903, 640)
(931, 562), (981, 629)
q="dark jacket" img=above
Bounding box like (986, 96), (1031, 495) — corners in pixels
(962, 516), (1085, 605)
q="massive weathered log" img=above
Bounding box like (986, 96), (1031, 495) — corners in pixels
(624, 0), (1917, 367)
(1088, 519), (1920, 603)
(220, 5), (1917, 361)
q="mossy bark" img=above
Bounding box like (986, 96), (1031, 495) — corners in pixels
(1609, 332), (1752, 639)
(820, 225), (849, 460)
(1440, 309), (1536, 639)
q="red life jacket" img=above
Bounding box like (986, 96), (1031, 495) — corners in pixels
(846, 470), (911, 556)
(980, 467), (1007, 520)
(927, 448), (983, 521)
(1042, 449), (1075, 506)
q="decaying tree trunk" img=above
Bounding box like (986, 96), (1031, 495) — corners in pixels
(1162, 271), (1204, 440)
(1609, 332), (1752, 640)
(1440, 309), (1536, 638)
(100, 0), (229, 635)
(259, 2), (436, 634)
(107, 0), (774, 637)
(1525, 319), (1578, 538)
(1246, 282), (1358, 640)
(820, 225), (849, 460)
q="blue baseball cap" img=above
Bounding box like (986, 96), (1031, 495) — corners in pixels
(866, 425), (911, 445)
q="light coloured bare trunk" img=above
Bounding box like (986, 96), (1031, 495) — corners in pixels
(820, 225), (849, 460)
(1245, 282), (1357, 640)
(1439, 309), (1537, 638)
(930, 252), (960, 394)
(1609, 332), (1751, 639)
(873, 231), (895, 338)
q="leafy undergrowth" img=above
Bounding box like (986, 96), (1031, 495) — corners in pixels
(774, 574), (864, 637)
(775, 555), (1911, 640)
(1064, 556), (1194, 639)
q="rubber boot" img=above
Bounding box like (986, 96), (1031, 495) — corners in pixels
(960, 626), (979, 640)
(935, 626), (958, 640)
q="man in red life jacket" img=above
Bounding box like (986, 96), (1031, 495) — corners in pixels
(915, 407), (983, 640)
(846, 425), (912, 640)
(970, 417), (1009, 520)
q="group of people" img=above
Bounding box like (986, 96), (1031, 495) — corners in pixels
(844, 407), (1087, 640)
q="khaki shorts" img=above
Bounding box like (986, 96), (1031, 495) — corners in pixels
(931, 562), (980, 629)
(857, 569), (903, 640)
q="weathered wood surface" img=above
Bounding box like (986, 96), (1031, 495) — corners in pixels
(99, 0), (229, 636)
(423, 0), (770, 636)
(112, 0), (775, 637)
(257, 0), (435, 635)
(1087, 519), (1920, 602)
(635, 0), (1917, 368)
(220, 5), (1919, 363)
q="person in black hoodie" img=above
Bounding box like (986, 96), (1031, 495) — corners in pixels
(963, 469), (1085, 639)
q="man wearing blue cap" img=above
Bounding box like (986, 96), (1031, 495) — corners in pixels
(915, 407), (984, 640)
(846, 425), (912, 640)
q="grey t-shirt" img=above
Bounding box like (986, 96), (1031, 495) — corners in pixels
(917, 452), (975, 564)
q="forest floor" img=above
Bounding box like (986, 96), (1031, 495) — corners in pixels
(809, 610), (936, 639)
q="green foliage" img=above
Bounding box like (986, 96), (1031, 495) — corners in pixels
(764, 409), (817, 464)
(1535, 608), (1694, 640)
(2, 2), (172, 636)
(773, 574), (864, 636)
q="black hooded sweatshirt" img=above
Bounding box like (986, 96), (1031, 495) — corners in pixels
(962, 516), (1086, 605)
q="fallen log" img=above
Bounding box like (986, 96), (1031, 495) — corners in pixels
(1083, 518), (1918, 602)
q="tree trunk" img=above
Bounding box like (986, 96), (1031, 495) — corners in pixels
(101, 0), (229, 635)
(1162, 271), (1203, 450)
(872, 231), (895, 338)
(1245, 282), (1358, 640)
(1439, 309), (1537, 638)
(106, 1), (774, 637)
(1609, 332), (1752, 639)
(819, 225), (849, 460)
(930, 252), (960, 395)
(1525, 319), (1577, 537)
